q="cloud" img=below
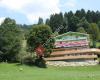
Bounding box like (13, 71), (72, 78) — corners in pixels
(0, 0), (33, 10)
(0, 17), (5, 25)
(66, 0), (76, 8)
(60, 0), (76, 8)
(0, 0), (60, 24)
(25, 0), (60, 23)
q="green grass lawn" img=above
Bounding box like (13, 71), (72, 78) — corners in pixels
(0, 63), (100, 80)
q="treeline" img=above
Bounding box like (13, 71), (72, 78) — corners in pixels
(45, 9), (100, 42)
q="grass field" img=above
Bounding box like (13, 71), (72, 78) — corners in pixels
(0, 63), (100, 80)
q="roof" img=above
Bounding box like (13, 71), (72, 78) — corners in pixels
(54, 32), (89, 41)
(55, 32), (89, 38)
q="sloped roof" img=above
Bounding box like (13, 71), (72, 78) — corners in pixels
(54, 32), (89, 41)
(55, 31), (89, 38)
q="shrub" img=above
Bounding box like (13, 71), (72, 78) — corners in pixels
(34, 58), (46, 68)
(21, 53), (36, 65)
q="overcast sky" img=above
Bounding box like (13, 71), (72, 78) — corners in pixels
(0, 0), (100, 24)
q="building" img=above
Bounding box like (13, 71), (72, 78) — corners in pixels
(54, 32), (90, 49)
(45, 32), (100, 66)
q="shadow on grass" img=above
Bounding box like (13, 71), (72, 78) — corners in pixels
(15, 59), (47, 68)
(34, 58), (47, 68)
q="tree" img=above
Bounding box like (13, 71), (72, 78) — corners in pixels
(76, 27), (86, 33)
(95, 11), (100, 23)
(61, 12), (68, 33)
(89, 23), (100, 41)
(88, 23), (100, 47)
(49, 12), (63, 33)
(68, 15), (79, 32)
(86, 10), (92, 23)
(27, 24), (55, 57)
(75, 9), (86, 19)
(86, 10), (97, 23)
(38, 17), (43, 24)
(97, 21), (100, 30)
(77, 17), (90, 33)
(45, 18), (50, 25)
(0, 18), (22, 62)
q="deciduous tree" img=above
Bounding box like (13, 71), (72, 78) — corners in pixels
(0, 18), (22, 62)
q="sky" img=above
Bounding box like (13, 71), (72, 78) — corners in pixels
(0, 0), (100, 25)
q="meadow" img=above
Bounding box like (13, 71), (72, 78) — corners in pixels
(0, 63), (100, 80)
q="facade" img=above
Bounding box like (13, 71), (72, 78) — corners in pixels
(45, 32), (100, 66)
(54, 32), (90, 49)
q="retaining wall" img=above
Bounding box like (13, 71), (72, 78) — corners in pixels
(46, 60), (99, 66)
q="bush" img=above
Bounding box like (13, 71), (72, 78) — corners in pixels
(22, 55), (34, 65)
(34, 58), (46, 68)
(20, 52), (36, 65)
(19, 52), (46, 68)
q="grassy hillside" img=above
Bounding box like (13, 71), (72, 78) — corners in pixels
(0, 63), (100, 80)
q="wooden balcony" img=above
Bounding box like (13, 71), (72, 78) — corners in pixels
(45, 48), (100, 61)
(51, 48), (100, 56)
(45, 55), (98, 61)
